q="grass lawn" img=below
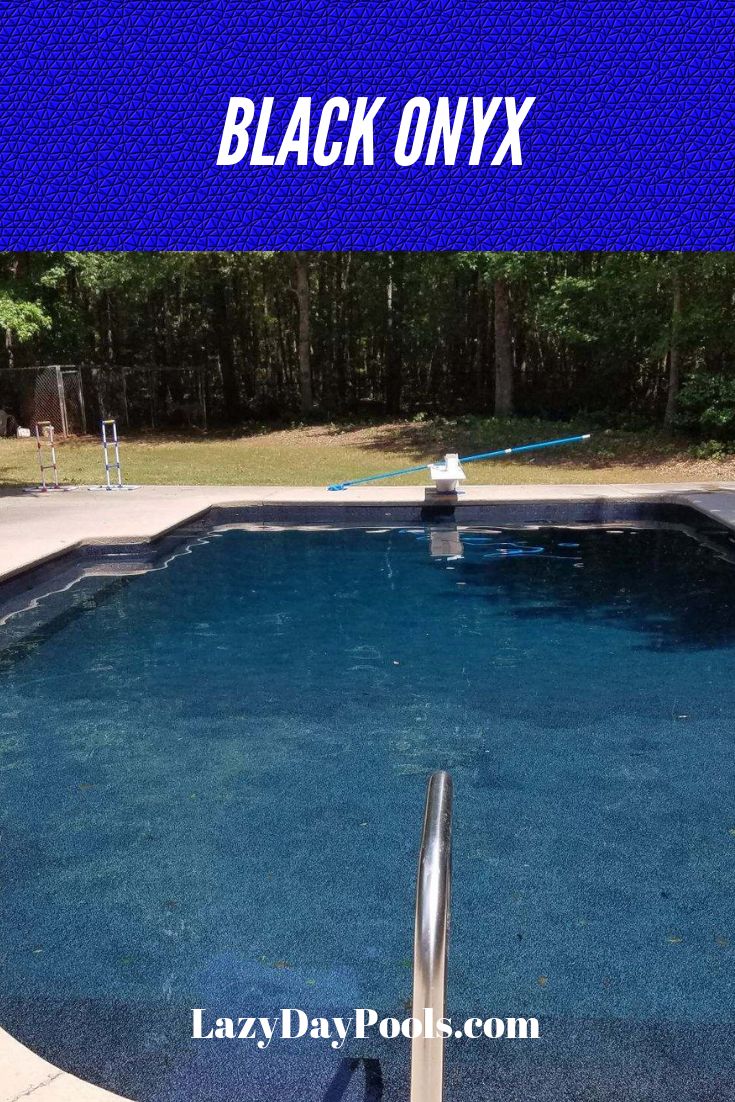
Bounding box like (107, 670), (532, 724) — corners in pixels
(1, 418), (734, 487)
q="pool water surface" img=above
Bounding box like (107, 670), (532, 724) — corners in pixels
(1, 524), (734, 1101)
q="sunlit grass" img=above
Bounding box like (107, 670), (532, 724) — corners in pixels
(1, 419), (732, 487)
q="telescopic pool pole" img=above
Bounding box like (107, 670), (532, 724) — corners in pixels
(327, 433), (591, 491)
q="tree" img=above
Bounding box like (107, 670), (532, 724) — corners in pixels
(385, 253), (404, 416)
(294, 252), (313, 414)
(493, 277), (513, 416)
(664, 261), (683, 428)
(2, 249), (735, 437)
(208, 255), (241, 421)
(0, 253), (51, 368)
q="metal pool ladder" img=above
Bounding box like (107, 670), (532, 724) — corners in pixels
(411, 770), (453, 1102)
(101, 419), (124, 489)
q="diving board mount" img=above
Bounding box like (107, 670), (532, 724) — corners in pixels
(428, 453), (466, 494)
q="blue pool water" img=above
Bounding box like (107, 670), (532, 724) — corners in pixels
(1, 523), (734, 1101)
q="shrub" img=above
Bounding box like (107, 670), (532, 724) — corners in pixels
(690, 439), (735, 461)
(676, 373), (735, 439)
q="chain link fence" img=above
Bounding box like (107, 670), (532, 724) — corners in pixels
(0, 365), (85, 436)
(0, 364), (209, 436)
(84, 364), (208, 431)
(35, 367), (87, 435)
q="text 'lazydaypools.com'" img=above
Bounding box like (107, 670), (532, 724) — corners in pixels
(192, 1008), (541, 1049)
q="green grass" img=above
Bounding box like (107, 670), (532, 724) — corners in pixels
(1, 418), (733, 487)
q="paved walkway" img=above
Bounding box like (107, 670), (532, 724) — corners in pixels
(2, 478), (735, 1101)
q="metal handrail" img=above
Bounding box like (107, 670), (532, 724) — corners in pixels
(410, 771), (453, 1102)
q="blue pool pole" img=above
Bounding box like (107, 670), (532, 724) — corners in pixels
(327, 433), (591, 491)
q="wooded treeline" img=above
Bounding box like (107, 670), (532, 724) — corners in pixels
(2, 251), (735, 435)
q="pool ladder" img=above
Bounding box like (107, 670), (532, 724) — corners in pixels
(411, 771), (453, 1102)
(34, 421), (60, 491)
(101, 418), (124, 489)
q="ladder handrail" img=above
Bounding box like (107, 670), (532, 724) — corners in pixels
(411, 771), (453, 1102)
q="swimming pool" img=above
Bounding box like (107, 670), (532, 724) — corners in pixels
(1, 515), (734, 1101)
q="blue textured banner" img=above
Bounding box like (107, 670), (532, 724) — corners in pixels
(1, 0), (734, 250)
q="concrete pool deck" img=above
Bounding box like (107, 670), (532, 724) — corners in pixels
(2, 477), (735, 1101)
(0, 1027), (131, 1102)
(2, 480), (735, 585)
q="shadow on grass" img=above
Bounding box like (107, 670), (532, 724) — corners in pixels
(358, 418), (691, 469)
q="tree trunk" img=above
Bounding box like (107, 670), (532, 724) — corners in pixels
(294, 252), (313, 414)
(664, 267), (683, 428)
(4, 254), (19, 369)
(237, 263), (256, 405)
(210, 263), (241, 423)
(494, 277), (513, 416)
(385, 253), (403, 416)
(473, 269), (489, 409)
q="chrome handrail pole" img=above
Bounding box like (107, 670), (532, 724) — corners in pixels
(410, 770), (453, 1102)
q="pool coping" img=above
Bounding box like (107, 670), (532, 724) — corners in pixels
(0, 1027), (132, 1102)
(3, 481), (735, 588)
(2, 478), (735, 1102)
